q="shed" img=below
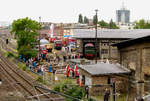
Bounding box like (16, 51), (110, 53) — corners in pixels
(78, 63), (130, 95)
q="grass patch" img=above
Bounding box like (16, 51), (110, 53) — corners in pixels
(7, 51), (18, 59)
(37, 76), (46, 84)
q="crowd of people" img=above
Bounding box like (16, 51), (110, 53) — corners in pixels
(19, 52), (83, 76)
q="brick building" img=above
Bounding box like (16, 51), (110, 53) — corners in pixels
(113, 35), (150, 100)
(73, 29), (150, 59)
(79, 63), (130, 96)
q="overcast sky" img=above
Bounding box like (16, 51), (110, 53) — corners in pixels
(1, 0), (150, 23)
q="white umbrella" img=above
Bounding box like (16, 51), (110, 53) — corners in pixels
(40, 39), (49, 45)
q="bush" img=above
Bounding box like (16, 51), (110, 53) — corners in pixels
(88, 98), (94, 101)
(22, 66), (26, 71)
(53, 83), (61, 92)
(7, 52), (14, 58)
(18, 45), (37, 59)
(53, 79), (85, 101)
(37, 76), (43, 82)
(65, 86), (84, 101)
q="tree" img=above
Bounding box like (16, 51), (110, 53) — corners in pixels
(84, 16), (89, 24)
(134, 19), (150, 29)
(98, 20), (108, 28)
(108, 19), (119, 29)
(138, 19), (145, 29)
(78, 14), (83, 23)
(93, 15), (98, 25)
(145, 22), (150, 28)
(11, 17), (41, 59)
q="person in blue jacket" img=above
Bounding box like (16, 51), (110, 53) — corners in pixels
(48, 64), (52, 72)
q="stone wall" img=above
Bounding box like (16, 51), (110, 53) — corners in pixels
(118, 42), (150, 97)
(79, 68), (129, 96)
(92, 76), (109, 96)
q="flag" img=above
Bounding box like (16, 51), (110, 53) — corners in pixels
(50, 24), (54, 38)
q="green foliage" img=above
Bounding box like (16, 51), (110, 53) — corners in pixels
(84, 16), (89, 24)
(78, 14), (83, 23)
(98, 19), (119, 29)
(65, 86), (84, 101)
(22, 65), (26, 71)
(37, 76), (43, 82)
(53, 79), (84, 101)
(54, 83), (61, 92)
(134, 19), (150, 29)
(7, 52), (15, 58)
(88, 98), (94, 101)
(18, 45), (37, 59)
(11, 17), (41, 59)
(98, 20), (109, 28)
(108, 19), (119, 29)
(7, 52), (18, 59)
(17, 62), (26, 70)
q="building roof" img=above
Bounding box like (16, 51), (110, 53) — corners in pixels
(72, 29), (150, 39)
(143, 95), (150, 101)
(112, 35), (150, 49)
(79, 63), (130, 76)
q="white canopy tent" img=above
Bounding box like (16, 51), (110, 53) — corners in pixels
(40, 39), (49, 45)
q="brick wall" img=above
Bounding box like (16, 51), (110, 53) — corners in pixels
(92, 76), (108, 96)
(118, 42), (150, 96)
(79, 68), (129, 96)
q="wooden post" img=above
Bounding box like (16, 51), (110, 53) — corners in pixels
(136, 48), (144, 99)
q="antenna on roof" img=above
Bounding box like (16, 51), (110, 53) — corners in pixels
(121, 1), (126, 10)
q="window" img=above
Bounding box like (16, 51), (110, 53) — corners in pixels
(101, 49), (108, 54)
(112, 49), (117, 54)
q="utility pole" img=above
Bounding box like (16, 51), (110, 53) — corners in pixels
(95, 9), (98, 64)
(39, 16), (41, 65)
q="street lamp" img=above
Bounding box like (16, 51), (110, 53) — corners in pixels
(95, 9), (98, 64)
(39, 16), (41, 65)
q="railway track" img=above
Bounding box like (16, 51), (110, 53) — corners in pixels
(0, 37), (17, 54)
(0, 53), (64, 101)
(0, 30), (17, 54)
